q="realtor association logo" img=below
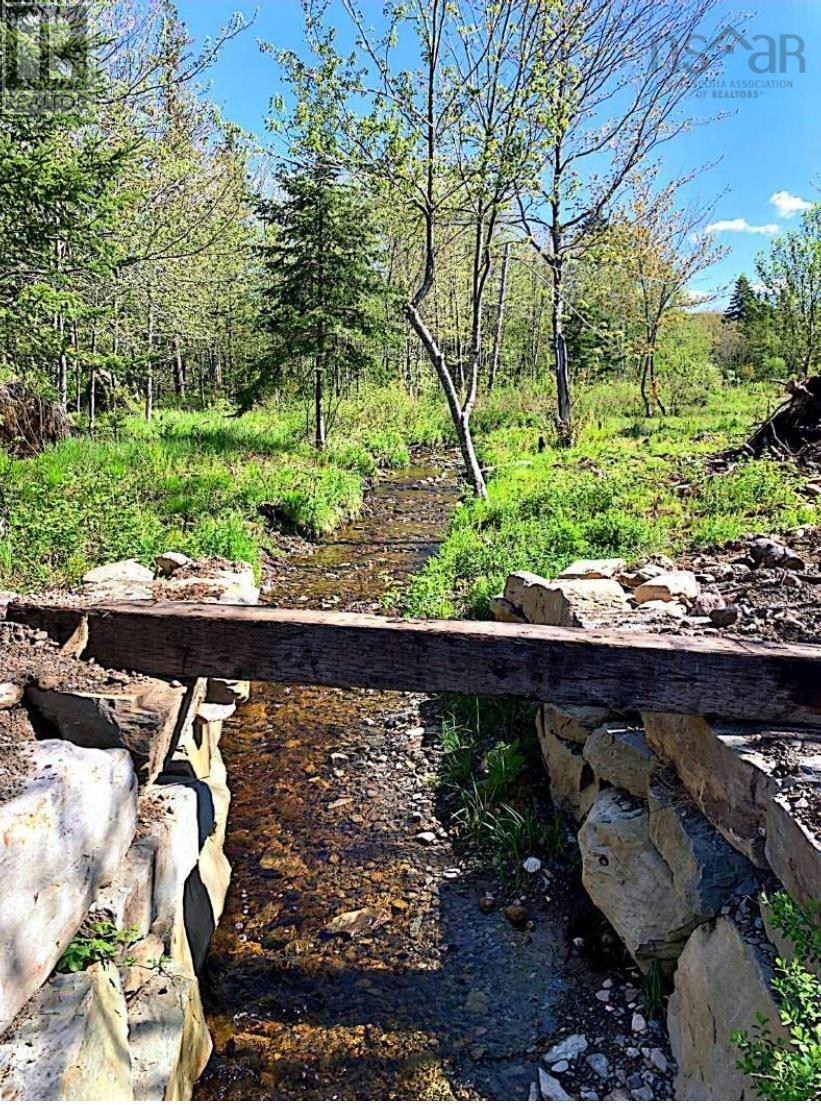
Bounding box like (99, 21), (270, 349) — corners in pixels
(0, 2), (89, 113)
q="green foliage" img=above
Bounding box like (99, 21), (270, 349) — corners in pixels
(404, 387), (815, 619)
(435, 695), (564, 882)
(733, 895), (821, 1101)
(0, 384), (450, 590)
(57, 921), (139, 974)
(763, 894), (821, 973)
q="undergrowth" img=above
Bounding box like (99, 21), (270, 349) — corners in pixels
(0, 385), (448, 590)
(437, 694), (566, 882)
(57, 920), (140, 974)
(404, 387), (816, 618)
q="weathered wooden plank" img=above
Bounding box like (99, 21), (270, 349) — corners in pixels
(6, 601), (821, 726)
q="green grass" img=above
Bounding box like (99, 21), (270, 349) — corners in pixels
(436, 694), (566, 882)
(0, 385), (447, 591)
(404, 386), (816, 619)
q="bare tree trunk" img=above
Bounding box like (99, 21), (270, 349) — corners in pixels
(89, 371), (96, 431)
(551, 258), (572, 443)
(450, 278), (465, 392)
(172, 335), (186, 399)
(145, 303), (154, 421)
(640, 352), (651, 417)
(406, 302), (486, 497)
(489, 242), (511, 392)
(314, 359), (326, 450)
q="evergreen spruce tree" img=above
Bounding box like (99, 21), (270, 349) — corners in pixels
(258, 164), (385, 448)
(723, 275), (760, 326)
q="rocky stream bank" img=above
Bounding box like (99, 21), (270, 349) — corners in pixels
(0, 454), (817, 1102)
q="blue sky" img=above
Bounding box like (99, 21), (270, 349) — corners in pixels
(177, 0), (819, 307)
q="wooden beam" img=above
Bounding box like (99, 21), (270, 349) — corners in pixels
(7, 601), (821, 726)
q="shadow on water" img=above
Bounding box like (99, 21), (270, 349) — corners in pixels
(195, 458), (574, 1101)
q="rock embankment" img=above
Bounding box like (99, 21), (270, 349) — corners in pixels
(495, 539), (820, 1101)
(0, 554), (257, 1100)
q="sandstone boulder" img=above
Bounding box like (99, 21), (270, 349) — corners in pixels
(92, 838), (156, 939)
(558, 558), (626, 580)
(157, 563), (259, 605)
(541, 703), (614, 746)
(504, 572), (628, 628)
(648, 769), (755, 919)
(205, 678), (251, 707)
(668, 916), (784, 1100)
(765, 785), (820, 905)
(488, 595), (527, 623)
(537, 711), (598, 821)
(81, 559), (154, 603)
(27, 678), (185, 785)
(120, 933), (165, 997)
(155, 551), (191, 577)
(0, 961), (133, 1100)
(584, 723), (657, 798)
(127, 962), (212, 1100)
(0, 743), (137, 1033)
(634, 570), (700, 605)
(82, 559), (153, 587)
(579, 790), (703, 967)
(135, 784), (200, 971)
(642, 713), (817, 866)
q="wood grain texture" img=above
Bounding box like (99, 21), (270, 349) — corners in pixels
(7, 601), (821, 726)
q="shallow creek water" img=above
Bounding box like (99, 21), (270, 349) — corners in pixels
(194, 461), (595, 1101)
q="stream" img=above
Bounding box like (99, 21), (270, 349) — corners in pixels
(194, 457), (618, 1101)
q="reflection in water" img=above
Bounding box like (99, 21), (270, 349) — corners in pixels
(196, 465), (567, 1101)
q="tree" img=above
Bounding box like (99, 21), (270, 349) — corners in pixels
(757, 205), (821, 377)
(0, 6), (127, 404)
(619, 172), (726, 415)
(518, 0), (734, 442)
(724, 275), (761, 326)
(328, 0), (553, 496)
(259, 166), (384, 449)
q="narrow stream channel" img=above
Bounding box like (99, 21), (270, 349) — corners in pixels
(195, 458), (604, 1101)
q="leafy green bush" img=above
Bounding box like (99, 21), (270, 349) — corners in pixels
(733, 894), (821, 1101)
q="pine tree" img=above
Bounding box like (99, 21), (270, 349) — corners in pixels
(258, 164), (385, 448)
(723, 275), (760, 326)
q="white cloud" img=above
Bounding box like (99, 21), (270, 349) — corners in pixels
(769, 190), (812, 218)
(705, 218), (779, 235)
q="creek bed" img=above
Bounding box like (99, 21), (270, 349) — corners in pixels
(194, 460), (656, 1101)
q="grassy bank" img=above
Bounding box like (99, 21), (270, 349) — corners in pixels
(404, 385), (817, 618)
(0, 386), (449, 591)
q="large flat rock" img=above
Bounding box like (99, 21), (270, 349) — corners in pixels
(128, 962), (211, 1100)
(0, 961), (132, 1100)
(27, 678), (185, 785)
(668, 916), (784, 1100)
(579, 789), (703, 968)
(537, 711), (598, 822)
(0, 742), (137, 1033)
(504, 571), (628, 628)
(643, 713), (821, 866)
